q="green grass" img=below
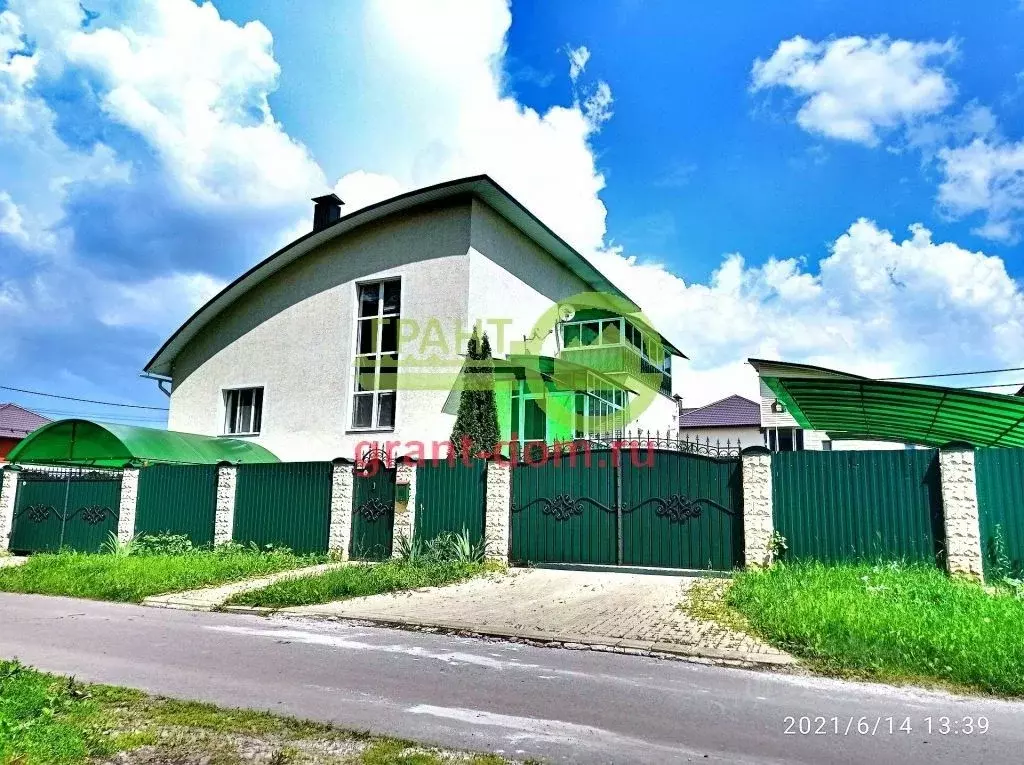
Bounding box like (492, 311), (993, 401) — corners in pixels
(228, 558), (494, 608)
(0, 548), (323, 603)
(726, 562), (1024, 696)
(0, 660), (508, 764)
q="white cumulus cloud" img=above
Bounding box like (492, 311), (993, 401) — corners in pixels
(938, 137), (1024, 242)
(751, 35), (957, 146)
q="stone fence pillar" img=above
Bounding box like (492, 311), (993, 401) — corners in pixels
(741, 446), (774, 568)
(939, 443), (984, 580)
(391, 462), (417, 557)
(0, 467), (19, 552)
(484, 460), (511, 563)
(214, 462), (238, 546)
(116, 466), (140, 544)
(329, 459), (355, 560)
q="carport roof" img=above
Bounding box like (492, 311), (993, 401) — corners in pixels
(750, 358), (1024, 448)
(7, 419), (279, 467)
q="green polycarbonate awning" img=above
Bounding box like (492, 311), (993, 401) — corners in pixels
(7, 419), (280, 467)
(750, 359), (1024, 448)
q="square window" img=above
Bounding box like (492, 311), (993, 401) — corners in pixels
(357, 318), (378, 355)
(224, 387), (264, 435)
(581, 322), (600, 346)
(382, 280), (401, 314)
(601, 320), (621, 345)
(380, 317), (399, 354)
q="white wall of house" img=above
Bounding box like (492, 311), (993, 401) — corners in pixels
(168, 202), (474, 462)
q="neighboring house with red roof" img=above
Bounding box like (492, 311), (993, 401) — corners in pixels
(676, 394), (762, 450)
(0, 404), (50, 462)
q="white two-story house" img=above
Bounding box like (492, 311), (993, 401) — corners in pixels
(144, 176), (685, 461)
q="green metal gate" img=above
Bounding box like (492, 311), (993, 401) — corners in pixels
(9, 468), (122, 553)
(351, 464), (396, 560)
(511, 444), (743, 570)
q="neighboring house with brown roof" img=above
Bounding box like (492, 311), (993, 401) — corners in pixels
(0, 404), (49, 462)
(676, 394), (761, 449)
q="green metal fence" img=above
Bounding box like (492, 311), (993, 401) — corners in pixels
(9, 470), (122, 553)
(975, 448), (1024, 577)
(415, 460), (487, 544)
(232, 462), (332, 554)
(772, 450), (944, 565)
(134, 464), (218, 546)
(351, 467), (396, 560)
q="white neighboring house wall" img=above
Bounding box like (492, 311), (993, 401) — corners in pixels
(674, 426), (762, 449)
(166, 197), (681, 461)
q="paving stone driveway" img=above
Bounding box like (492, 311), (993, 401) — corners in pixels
(284, 568), (791, 664)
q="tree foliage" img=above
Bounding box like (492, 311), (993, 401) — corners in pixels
(451, 328), (500, 455)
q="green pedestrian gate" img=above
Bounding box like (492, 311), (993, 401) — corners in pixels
(9, 468), (123, 553)
(351, 461), (396, 560)
(511, 444), (743, 570)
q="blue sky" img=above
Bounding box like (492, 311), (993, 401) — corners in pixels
(1, 0), (1023, 427)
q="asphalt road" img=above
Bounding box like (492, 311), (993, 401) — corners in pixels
(2, 593), (1022, 764)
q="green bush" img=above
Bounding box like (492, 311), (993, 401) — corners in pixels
(133, 533), (194, 556)
(728, 562), (1024, 696)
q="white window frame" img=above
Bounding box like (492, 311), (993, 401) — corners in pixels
(350, 277), (401, 432)
(222, 386), (264, 436)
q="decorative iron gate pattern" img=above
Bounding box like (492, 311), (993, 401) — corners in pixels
(135, 464), (218, 546)
(511, 446), (742, 570)
(351, 465), (396, 560)
(975, 447), (1024, 577)
(9, 469), (122, 553)
(415, 460), (486, 544)
(232, 462), (332, 554)
(772, 450), (944, 565)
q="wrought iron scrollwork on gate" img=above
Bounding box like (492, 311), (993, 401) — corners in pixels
(355, 496), (392, 522)
(17, 504), (56, 524)
(77, 506), (113, 525)
(513, 492), (734, 525)
(513, 494), (613, 521)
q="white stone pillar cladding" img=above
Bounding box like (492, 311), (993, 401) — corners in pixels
(741, 447), (774, 568)
(116, 467), (140, 544)
(0, 468), (18, 552)
(939, 446), (984, 580)
(214, 464), (238, 546)
(484, 461), (512, 563)
(329, 461), (355, 560)
(391, 462), (417, 558)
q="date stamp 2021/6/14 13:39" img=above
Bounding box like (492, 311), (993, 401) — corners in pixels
(783, 716), (989, 736)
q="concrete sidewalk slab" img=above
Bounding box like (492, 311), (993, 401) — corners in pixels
(142, 562), (346, 612)
(277, 567), (794, 667)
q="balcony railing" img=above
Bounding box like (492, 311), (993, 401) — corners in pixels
(559, 345), (672, 395)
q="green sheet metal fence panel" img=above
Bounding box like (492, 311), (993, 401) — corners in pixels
(134, 464), (218, 546)
(772, 450), (944, 565)
(351, 467), (396, 560)
(415, 460), (487, 544)
(621, 451), (742, 570)
(232, 462), (332, 554)
(9, 471), (122, 553)
(975, 448), (1024, 577)
(511, 449), (618, 565)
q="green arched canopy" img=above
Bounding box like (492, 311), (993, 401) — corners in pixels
(7, 419), (279, 467)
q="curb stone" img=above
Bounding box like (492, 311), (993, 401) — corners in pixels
(227, 606), (797, 668)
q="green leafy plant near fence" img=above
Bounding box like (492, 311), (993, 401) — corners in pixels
(229, 528), (493, 609)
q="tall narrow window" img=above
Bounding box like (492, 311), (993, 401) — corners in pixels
(224, 388), (264, 435)
(353, 279), (401, 430)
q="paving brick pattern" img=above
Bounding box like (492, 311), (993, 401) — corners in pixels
(286, 568), (791, 663)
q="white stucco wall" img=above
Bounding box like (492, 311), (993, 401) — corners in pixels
(675, 426), (762, 449)
(169, 202), (473, 462)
